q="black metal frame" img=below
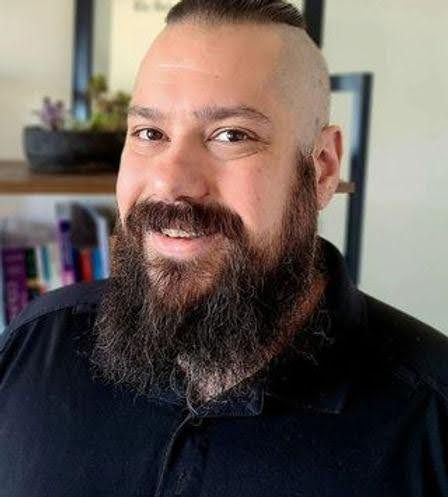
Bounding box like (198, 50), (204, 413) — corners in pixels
(302, 0), (373, 285)
(331, 74), (373, 285)
(72, 0), (373, 285)
(72, 0), (94, 121)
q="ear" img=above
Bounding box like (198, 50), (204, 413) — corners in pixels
(312, 125), (343, 210)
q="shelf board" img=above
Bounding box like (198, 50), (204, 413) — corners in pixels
(338, 181), (355, 194)
(0, 161), (355, 195)
(0, 161), (116, 195)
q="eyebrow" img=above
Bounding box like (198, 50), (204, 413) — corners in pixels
(127, 104), (272, 127)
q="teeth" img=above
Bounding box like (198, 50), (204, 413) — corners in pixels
(161, 228), (202, 239)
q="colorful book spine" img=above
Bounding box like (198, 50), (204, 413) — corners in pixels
(47, 241), (62, 290)
(91, 247), (103, 280)
(56, 216), (76, 286)
(78, 248), (93, 282)
(96, 214), (110, 278)
(2, 247), (29, 324)
(38, 244), (51, 293)
(81, 205), (112, 279)
(25, 247), (42, 300)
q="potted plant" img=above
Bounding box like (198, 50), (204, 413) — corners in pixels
(23, 75), (131, 173)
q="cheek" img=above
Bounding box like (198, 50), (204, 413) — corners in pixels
(116, 148), (147, 220)
(217, 165), (288, 238)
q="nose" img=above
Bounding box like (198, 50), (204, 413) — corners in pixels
(145, 138), (211, 203)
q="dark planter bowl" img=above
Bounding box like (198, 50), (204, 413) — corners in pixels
(23, 126), (126, 174)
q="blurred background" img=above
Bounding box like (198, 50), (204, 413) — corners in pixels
(0, 0), (446, 332)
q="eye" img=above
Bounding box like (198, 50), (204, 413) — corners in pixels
(133, 128), (165, 141)
(213, 129), (252, 143)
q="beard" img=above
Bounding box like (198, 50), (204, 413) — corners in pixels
(90, 152), (325, 408)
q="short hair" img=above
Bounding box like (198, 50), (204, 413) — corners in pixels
(166, 0), (306, 30)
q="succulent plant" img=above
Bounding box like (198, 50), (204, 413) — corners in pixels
(88, 74), (108, 104)
(34, 75), (131, 133)
(34, 97), (67, 131)
(90, 89), (131, 132)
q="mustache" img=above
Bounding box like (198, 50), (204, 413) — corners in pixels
(124, 198), (246, 241)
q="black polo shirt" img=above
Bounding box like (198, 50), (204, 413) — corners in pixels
(1, 239), (448, 497)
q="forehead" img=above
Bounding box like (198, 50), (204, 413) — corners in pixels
(132, 22), (288, 115)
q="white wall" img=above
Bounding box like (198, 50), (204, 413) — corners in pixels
(322, 0), (448, 331)
(0, 0), (74, 159)
(108, 0), (175, 92)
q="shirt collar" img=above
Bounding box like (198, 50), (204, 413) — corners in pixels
(262, 237), (368, 416)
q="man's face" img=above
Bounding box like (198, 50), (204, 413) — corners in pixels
(116, 22), (307, 297)
(95, 21), (335, 404)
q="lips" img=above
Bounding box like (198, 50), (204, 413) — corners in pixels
(147, 229), (217, 259)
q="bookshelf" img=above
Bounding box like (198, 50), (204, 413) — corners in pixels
(0, 161), (355, 195)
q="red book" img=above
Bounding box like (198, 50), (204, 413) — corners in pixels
(78, 248), (93, 282)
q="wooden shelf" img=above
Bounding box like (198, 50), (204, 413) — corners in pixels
(0, 161), (116, 195)
(337, 181), (355, 194)
(0, 161), (355, 195)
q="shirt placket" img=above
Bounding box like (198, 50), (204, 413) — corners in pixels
(155, 414), (208, 497)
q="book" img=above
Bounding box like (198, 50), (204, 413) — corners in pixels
(91, 247), (103, 280)
(38, 244), (51, 293)
(67, 202), (114, 281)
(25, 247), (42, 300)
(78, 247), (94, 282)
(2, 247), (29, 324)
(55, 204), (76, 286)
(47, 241), (62, 291)
(87, 206), (112, 279)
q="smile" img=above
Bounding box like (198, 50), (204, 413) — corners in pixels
(147, 230), (217, 259)
(161, 228), (205, 239)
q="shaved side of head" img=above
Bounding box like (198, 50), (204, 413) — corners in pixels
(274, 26), (331, 148)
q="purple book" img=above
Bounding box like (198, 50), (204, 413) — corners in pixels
(2, 247), (29, 324)
(56, 215), (76, 286)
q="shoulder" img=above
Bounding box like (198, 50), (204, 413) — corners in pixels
(362, 292), (448, 400)
(0, 279), (108, 353)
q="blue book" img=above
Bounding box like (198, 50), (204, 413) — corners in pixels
(91, 247), (104, 280)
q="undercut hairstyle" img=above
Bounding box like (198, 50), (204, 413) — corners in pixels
(166, 0), (306, 30)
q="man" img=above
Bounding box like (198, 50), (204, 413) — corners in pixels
(1, 1), (447, 496)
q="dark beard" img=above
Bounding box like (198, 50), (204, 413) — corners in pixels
(90, 153), (324, 407)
